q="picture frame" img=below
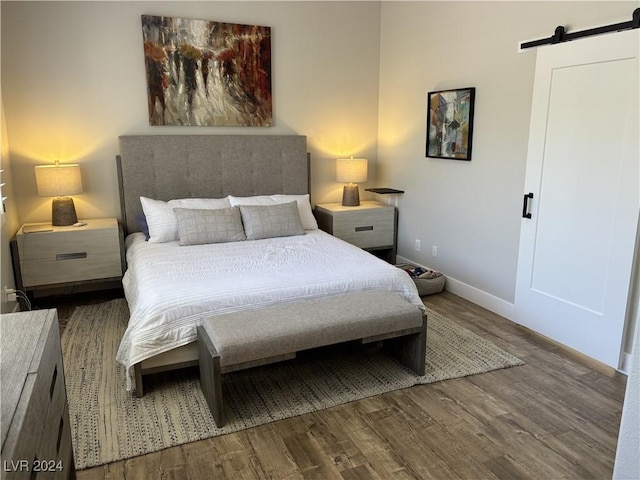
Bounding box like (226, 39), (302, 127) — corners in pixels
(141, 15), (272, 127)
(426, 87), (475, 161)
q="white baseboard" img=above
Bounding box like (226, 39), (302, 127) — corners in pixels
(618, 352), (632, 375)
(444, 276), (516, 320)
(396, 255), (515, 320)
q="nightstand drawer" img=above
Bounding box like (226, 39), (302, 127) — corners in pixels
(332, 208), (395, 249)
(18, 227), (120, 261)
(21, 252), (123, 287)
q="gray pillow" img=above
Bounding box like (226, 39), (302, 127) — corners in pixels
(239, 201), (305, 240)
(173, 206), (246, 246)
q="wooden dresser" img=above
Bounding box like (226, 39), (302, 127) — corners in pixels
(1, 309), (75, 479)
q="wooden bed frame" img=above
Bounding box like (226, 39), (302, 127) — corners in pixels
(116, 134), (309, 395)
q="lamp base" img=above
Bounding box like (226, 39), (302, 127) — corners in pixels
(341, 184), (360, 207)
(52, 197), (78, 226)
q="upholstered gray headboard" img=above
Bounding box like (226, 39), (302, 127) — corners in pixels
(117, 135), (309, 235)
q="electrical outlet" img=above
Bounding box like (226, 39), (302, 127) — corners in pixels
(432, 245), (438, 257)
(415, 239), (421, 251)
(3, 286), (16, 303)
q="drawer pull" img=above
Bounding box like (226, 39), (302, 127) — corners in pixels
(56, 252), (87, 261)
(355, 226), (374, 232)
(56, 417), (64, 454)
(50, 365), (57, 399)
(30, 456), (38, 480)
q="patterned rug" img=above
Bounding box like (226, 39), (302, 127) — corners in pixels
(61, 298), (524, 470)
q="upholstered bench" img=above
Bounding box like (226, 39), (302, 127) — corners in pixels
(197, 290), (427, 426)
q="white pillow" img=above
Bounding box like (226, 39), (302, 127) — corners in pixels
(169, 197), (231, 210)
(140, 196), (231, 243)
(228, 194), (318, 230)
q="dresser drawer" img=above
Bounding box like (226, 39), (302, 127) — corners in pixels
(37, 372), (67, 472)
(332, 208), (395, 249)
(3, 376), (43, 479)
(18, 226), (120, 261)
(21, 252), (123, 287)
(37, 329), (68, 469)
(53, 405), (74, 480)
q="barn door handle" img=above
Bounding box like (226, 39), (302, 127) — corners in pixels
(522, 193), (534, 218)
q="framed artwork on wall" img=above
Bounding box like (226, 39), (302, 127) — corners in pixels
(141, 15), (272, 127)
(426, 87), (475, 161)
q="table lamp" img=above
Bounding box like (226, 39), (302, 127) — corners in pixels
(336, 156), (368, 206)
(35, 161), (83, 226)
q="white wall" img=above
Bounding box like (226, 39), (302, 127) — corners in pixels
(0, 0), (19, 313)
(613, 302), (640, 479)
(377, 1), (636, 311)
(1, 98), (19, 314)
(1, 1), (382, 227)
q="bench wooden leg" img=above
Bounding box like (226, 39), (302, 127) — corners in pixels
(197, 326), (224, 427)
(385, 313), (427, 375)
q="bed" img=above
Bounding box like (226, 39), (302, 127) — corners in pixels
(115, 135), (423, 394)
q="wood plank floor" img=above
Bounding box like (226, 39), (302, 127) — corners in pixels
(62, 291), (626, 480)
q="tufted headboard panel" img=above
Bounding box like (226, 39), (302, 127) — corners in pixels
(116, 135), (309, 235)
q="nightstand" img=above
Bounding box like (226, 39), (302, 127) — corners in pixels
(314, 201), (398, 263)
(10, 218), (124, 302)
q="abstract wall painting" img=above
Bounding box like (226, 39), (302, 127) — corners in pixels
(141, 15), (272, 127)
(426, 87), (475, 160)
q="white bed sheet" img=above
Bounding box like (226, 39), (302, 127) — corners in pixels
(116, 229), (423, 388)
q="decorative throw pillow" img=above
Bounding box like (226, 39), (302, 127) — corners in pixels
(174, 207), (246, 246)
(229, 194), (318, 230)
(239, 201), (305, 240)
(139, 196), (231, 243)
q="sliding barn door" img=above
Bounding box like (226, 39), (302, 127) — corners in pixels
(515, 30), (639, 369)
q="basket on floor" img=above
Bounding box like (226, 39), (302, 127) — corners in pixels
(396, 263), (445, 296)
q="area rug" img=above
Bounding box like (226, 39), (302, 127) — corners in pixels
(61, 298), (524, 470)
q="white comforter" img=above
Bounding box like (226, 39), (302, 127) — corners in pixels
(116, 229), (423, 387)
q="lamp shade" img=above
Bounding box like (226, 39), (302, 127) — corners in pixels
(35, 163), (83, 197)
(35, 162), (83, 225)
(336, 157), (368, 184)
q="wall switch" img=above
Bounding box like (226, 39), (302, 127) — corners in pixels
(415, 239), (421, 251)
(432, 245), (438, 257)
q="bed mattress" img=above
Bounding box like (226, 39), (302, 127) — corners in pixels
(116, 229), (423, 388)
